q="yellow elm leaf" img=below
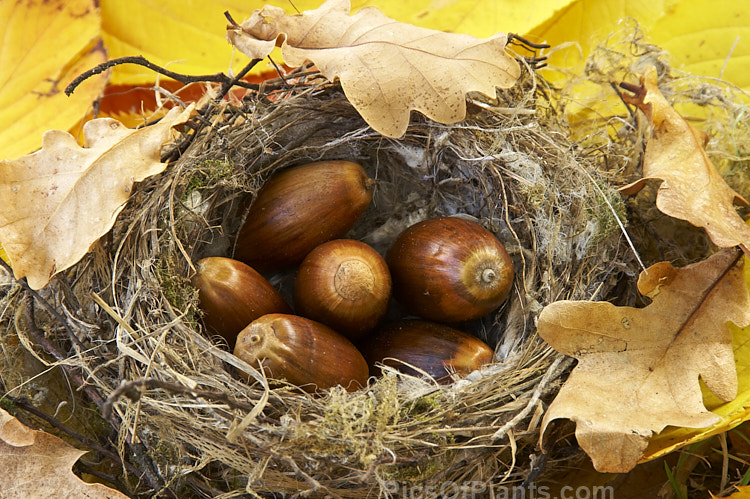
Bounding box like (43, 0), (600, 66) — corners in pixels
(0, 0), (107, 159)
(649, 0), (750, 91)
(525, 0), (669, 77)
(227, 0), (520, 138)
(523, 0), (749, 128)
(0, 408), (128, 498)
(0, 105), (194, 290)
(539, 249), (750, 473)
(101, 0), (258, 84)
(352, 0), (574, 39)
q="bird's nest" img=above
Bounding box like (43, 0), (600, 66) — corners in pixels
(2, 24), (746, 498)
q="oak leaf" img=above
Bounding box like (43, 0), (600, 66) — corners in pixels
(619, 65), (750, 249)
(0, 105), (194, 290)
(226, 0), (520, 138)
(539, 249), (750, 472)
(0, 408), (128, 498)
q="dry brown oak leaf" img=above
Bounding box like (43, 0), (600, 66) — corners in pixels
(226, 0), (520, 138)
(0, 408), (128, 498)
(539, 248), (750, 473)
(0, 105), (193, 290)
(619, 65), (750, 249)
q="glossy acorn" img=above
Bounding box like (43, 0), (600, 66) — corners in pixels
(386, 217), (514, 323)
(234, 161), (374, 272)
(294, 239), (391, 341)
(360, 320), (494, 382)
(191, 257), (291, 347)
(233, 313), (369, 392)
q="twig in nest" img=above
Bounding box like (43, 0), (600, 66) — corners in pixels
(0, 262), (167, 494)
(357, 450), (428, 483)
(219, 58), (263, 99)
(491, 355), (568, 440)
(513, 453), (547, 499)
(103, 378), (258, 422)
(64, 55), (262, 97)
(0, 259), (84, 350)
(271, 451), (341, 499)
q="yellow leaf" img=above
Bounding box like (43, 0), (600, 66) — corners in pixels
(526, 0), (670, 76)
(353, 0), (574, 39)
(100, 0), (570, 84)
(227, 0), (520, 138)
(716, 486), (750, 499)
(648, 0), (750, 90)
(644, 254), (750, 461)
(101, 0), (261, 85)
(0, 0), (107, 159)
(525, 0), (750, 93)
(0, 105), (193, 290)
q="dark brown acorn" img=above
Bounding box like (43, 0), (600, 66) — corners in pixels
(361, 320), (493, 382)
(386, 217), (514, 323)
(191, 257), (291, 347)
(234, 313), (369, 392)
(234, 161), (374, 272)
(294, 239), (391, 341)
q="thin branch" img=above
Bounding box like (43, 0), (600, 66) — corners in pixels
(0, 263), (165, 494)
(4, 395), (141, 479)
(492, 355), (568, 440)
(0, 259), (84, 349)
(507, 33), (551, 50)
(219, 58), (263, 100)
(65, 55), (260, 97)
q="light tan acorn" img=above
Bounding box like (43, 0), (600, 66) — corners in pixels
(294, 239), (391, 341)
(386, 217), (514, 323)
(360, 320), (493, 382)
(234, 161), (374, 272)
(191, 257), (291, 347)
(233, 313), (369, 392)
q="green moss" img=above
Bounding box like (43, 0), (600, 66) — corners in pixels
(401, 391), (443, 421)
(183, 159), (234, 200)
(381, 453), (449, 483)
(584, 180), (628, 248)
(0, 396), (15, 413)
(155, 254), (200, 329)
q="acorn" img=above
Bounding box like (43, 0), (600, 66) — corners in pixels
(361, 320), (493, 382)
(234, 161), (374, 271)
(386, 217), (514, 323)
(191, 257), (291, 347)
(234, 313), (369, 392)
(294, 239), (391, 341)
